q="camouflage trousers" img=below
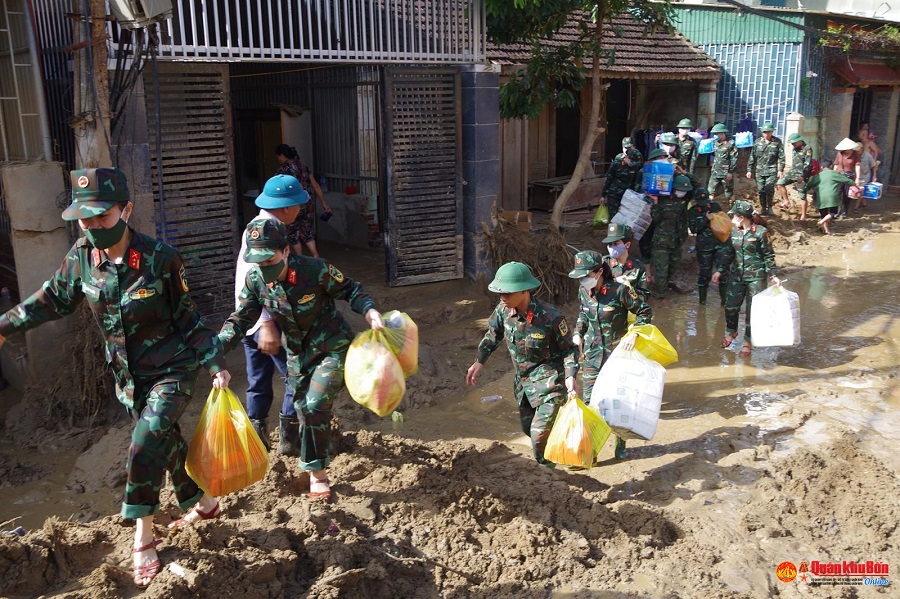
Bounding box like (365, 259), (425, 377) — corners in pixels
(724, 278), (767, 343)
(516, 392), (563, 466)
(755, 173), (778, 211)
(605, 193), (624, 221)
(288, 351), (346, 471)
(697, 242), (729, 287)
(707, 173), (734, 198)
(651, 240), (682, 299)
(123, 371), (203, 520)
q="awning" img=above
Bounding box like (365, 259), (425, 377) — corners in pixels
(832, 59), (900, 87)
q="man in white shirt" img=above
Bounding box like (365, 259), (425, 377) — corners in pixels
(236, 174), (309, 454)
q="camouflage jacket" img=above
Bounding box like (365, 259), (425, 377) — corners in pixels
(602, 151), (643, 200)
(476, 297), (578, 407)
(677, 136), (698, 174)
(687, 201), (727, 250)
(788, 143), (813, 179)
(651, 195), (688, 246)
(716, 224), (778, 282)
(747, 136), (785, 177)
(574, 281), (651, 358)
(710, 138), (738, 177)
(606, 256), (651, 302)
(0, 229), (225, 407)
(219, 255), (376, 373)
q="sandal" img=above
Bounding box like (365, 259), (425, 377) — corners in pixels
(721, 332), (738, 348)
(133, 539), (162, 587)
(739, 342), (752, 357)
(309, 475), (331, 502)
(167, 501), (222, 530)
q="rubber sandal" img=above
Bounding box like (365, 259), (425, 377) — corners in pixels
(309, 476), (331, 501)
(133, 539), (162, 587)
(721, 332), (738, 348)
(168, 501), (221, 530)
(739, 342), (752, 357)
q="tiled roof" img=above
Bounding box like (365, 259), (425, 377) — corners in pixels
(488, 12), (721, 81)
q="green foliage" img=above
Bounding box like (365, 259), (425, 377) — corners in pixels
(818, 23), (900, 54)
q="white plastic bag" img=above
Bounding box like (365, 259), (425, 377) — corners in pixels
(750, 285), (801, 347)
(589, 347), (665, 441)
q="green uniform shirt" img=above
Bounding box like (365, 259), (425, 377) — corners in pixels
(219, 255), (376, 371)
(788, 144), (813, 179)
(806, 170), (854, 210)
(476, 297), (578, 407)
(687, 201), (726, 251)
(711, 138), (738, 176)
(574, 281), (651, 357)
(716, 224), (778, 282)
(748, 136), (786, 177)
(651, 195), (688, 247)
(602, 152), (643, 200)
(0, 229), (225, 407)
(606, 257), (650, 302)
(677, 136), (698, 174)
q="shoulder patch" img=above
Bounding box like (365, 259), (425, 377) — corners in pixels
(558, 318), (568, 337)
(179, 265), (190, 292)
(328, 264), (345, 283)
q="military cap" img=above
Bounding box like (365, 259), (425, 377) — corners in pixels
(648, 148), (667, 161)
(787, 132), (804, 144)
(677, 118), (694, 129)
(255, 174), (310, 210)
(673, 175), (693, 192)
(760, 122), (775, 132)
(625, 148), (643, 162)
(660, 132), (678, 145)
(488, 262), (541, 293)
(710, 123), (728, 134)
(243, 218), (289, 263)
(728, 199), (754, 218)
(622, 137), (634, 149)
(601, 223), (633, 244)
(694, 188), (711, 205)
(63, 167), (130, 221)
(567, 251), (604, 278)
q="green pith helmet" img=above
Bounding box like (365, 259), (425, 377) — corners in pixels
(710, 123), (728, 134)
(660, 132), (678, 145)
(243, 218), (289, 263)
(622, 137), (634, 148)
(648, 148), (667, 160)
(63, 167), (130, 221)
(677, 118), (694, 129)
(625, 148), (643, 162)
(488, 262), (541, 293)
(728, 199), (754, 217)
(760, 121), (775, 132)
(673, 175), (693, 192)
(788, 132), (805, 144)
(567, 250), (604, 278)
(602, 222), (633, 244)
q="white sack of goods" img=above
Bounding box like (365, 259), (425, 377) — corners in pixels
(749, 285), (801, 347)
(589, 347), (665, 441)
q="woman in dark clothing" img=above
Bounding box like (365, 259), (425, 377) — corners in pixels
(274, 144), (331, 258)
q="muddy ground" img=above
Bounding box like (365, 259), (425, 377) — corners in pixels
(1, 183), (898, 598)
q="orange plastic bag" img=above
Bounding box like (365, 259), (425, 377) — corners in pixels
(544, 396), (612, 468)
(709, 211), (732, 244)
(186, 387), (269, 496)
(381, 310), (419, 377)
(344, 330), (407, 416)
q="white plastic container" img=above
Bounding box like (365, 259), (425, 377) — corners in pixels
(612, 190), (653, 240)
(589, 348), (665, 441)
(749, 285), (801, 347)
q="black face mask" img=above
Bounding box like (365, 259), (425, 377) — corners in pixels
(258, 253), (286, 284)
(84, 217), (127, 249)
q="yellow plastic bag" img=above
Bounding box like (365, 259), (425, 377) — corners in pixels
(380, 311), (419, 377)
(593, 204), (610, 227)
(630, 324), (678, 366)
(709, 211), (732, 244)
(544, 396), (612, 468)
(186, 387), (269, 496)
(344, 330), (407, 416)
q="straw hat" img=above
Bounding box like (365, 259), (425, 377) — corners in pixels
(835, 137), (859, 151)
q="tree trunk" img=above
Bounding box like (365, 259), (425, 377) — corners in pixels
(550, 2), (606, 231)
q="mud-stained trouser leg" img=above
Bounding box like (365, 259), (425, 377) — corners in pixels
(517, 395), (563, 466)
(742, 280), (767, 343)
(697, 246), (716, 288)
(724, 280), (748, 337)
(293, 353), (346, 472)
(123, 372), (202, 519)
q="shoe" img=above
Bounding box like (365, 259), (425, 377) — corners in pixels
(614, 437), (628, 460)
(250, 419), (271, 452)
(698, 287), (708, 305)
(168, 501), (222, 529)
(133, 538), (162, 587)
(739, 342), (752, 357)
(721, 332), (738, 348)
(278, 415), (300, 456)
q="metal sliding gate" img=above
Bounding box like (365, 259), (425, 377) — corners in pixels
(382, 68), (462, 286)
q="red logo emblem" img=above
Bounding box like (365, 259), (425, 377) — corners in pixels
(77, 175), (89, 188)
(776, 562), (798, 583)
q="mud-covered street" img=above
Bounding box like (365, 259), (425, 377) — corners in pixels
(1, 196), (899, 598)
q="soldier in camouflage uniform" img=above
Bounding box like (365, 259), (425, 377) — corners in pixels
(466, 262), (578, 467)
(602, 223), (650, 302)
(600, 137), (644, 220)
(649, 174), (691, 300)
(775, 132), (813, 220)
(746, 122), (785, 216)
(707, 123), (738, 199)
(712, 200), (780, 357)
(219, 219), (383, 501)
(568, 251), (651, 461)
(660, 132), (681, 164)
(0, 168), (230, 587)
(676, 118), (698, 174)
(687, 188), (729, 306)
